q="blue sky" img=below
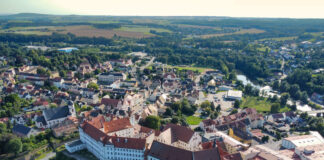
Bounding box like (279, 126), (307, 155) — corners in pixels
(1, 0), (323, 18)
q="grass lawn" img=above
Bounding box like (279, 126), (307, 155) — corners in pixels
(241, 96), (290, 113)
(172, 65), (212, 73)
(186, 116), (203, 125)
(35, 150), (53, 160)
(279, 106), (290, 113)
(257, 46), (270, 52)
(241, 96), (272, 112)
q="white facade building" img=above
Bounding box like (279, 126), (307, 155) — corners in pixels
(282, 131), (324, 149)
(99, 72), (126, 83)
(75, 121), (146, 160)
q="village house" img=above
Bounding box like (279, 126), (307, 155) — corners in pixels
(12, 124), (34, 138)
(156, 123), (202, 151)
(78, 62), (93, 74)
(52, 119), (78, 137)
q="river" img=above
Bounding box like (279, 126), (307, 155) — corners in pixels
(237, 74), (261, 89)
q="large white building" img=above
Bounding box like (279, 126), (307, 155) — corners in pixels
(282, 131), (324, 149)
(66, 116), (155, 160)
(99, 72), (126, 84)
(226, 90), (243, 101)
(78, 122), (146, 160)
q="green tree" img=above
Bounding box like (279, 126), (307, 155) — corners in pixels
(301, 91), (309, 104)
(228, 71), (236, 81)
(300, 112), (309, 120)
(59, 70), (67, 77)
(200, 101), (211, 108)
(272, 81), (280, 90)
(5, 138), (22, 155)
(171, 101), (182, 112)
(244, 84), (253, 95)
(234, 100), (240, 109)
(0, 123), (6, 133)
(164, 108), (172, 117)
(229, 109), (238, 115)
(171, 117), (179, 124)
(36, 68), (50, 76)
(261, 136), (269, 143)
(87, 82), (99, 90)
(144, 116), (161, 130)
(280, 93), (290, 106)
(216, 104), (221, 113)
(271, 103), (280, 113)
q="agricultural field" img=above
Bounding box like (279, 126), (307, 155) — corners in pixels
(0, 25), (165, 38)
(201, 28), (265, 38)
(56, 25), (153, 38)
(257, 36), (297, 41)
(115, 25), (172, 35)
(0, 26), (55, 35)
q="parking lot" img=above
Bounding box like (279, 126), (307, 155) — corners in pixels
(196, 91), (234, 116)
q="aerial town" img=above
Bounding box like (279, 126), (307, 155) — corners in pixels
(0, 35), (323, 160)
(0, 5), (323, 159)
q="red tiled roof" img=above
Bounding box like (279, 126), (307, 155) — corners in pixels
(163, 123), (195, 143)
(111, 137), (146, 150)
(103, 118), (132, 133)
(88, 115), (105, 129)
(81, 121), (145, 150)
(149, 141), (220, 160)
(223, 153), (243, 160)
(101, 98), (121, 108)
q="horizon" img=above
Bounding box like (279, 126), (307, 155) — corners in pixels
(2, 12), (324, 20)
(1, 0), (324, 19)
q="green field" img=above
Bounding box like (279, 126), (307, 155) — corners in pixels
(172, 66), (211, 73)
(241, 96), (272, 112)
(241, 96), (290, 113)
(186, 116), (203, 125)
(115, 25), (172, 34)
(257, 46), (271, 52)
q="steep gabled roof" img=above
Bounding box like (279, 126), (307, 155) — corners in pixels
(81, 121), (145, 150)
(103, 118), (132, 133)
(163, 123), (195, 143)
(43, 106), (71, 121)
(148, 141), (220, 160)
(12, 124), (32, 136)
(101, 98), (121, 108)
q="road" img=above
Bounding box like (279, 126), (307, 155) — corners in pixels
(279, 59), (287, 82)
(140, 57), (155, 71)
